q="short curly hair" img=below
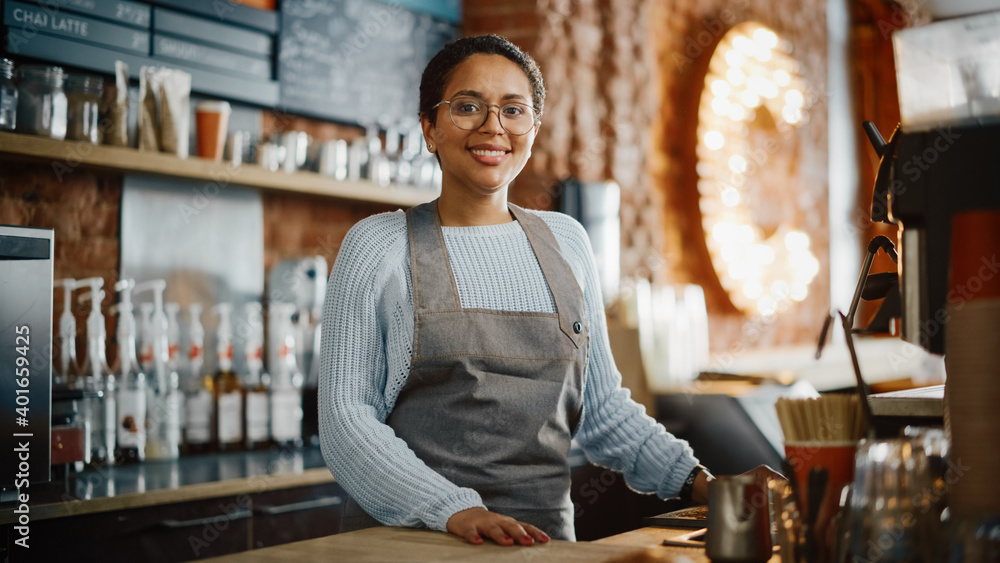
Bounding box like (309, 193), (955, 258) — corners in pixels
(419, 34), (545, 125)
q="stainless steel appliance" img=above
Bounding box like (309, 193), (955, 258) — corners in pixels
(864, 121), (1000, 354)
(0, 225), (54, 496)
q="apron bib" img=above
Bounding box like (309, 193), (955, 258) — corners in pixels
(341, 201), (588, 540)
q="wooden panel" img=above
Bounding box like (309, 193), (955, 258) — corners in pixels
(4, 495), (251, 563)
(250, 482), (345, 548)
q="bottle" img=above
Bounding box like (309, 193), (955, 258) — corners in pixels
(77, 278), (116, 466)
(113, 279), (146, 464)
(165, 303), (181, 372)
(0, 58), (16, 131)
(15, 65), (67, 139)
(243, 302), (270, 450)
(138, 302), (155, 376)
(269, 303), (304, 448)
(65, 73), (103, 143)
(212, 303), (243, 452)
(135, 280), (181, 461)
(183, 303), (214, 454)
(53, 279), (81, 387)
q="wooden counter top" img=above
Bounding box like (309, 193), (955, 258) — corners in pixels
(199, 526), (679, 562)
(198, 524), (786, 562)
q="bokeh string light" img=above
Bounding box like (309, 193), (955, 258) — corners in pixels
(696, 22), (818, 316)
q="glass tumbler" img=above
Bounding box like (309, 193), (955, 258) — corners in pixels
(848, 432), (950, 563)
(0, 58), (15, 131)
(16, 65), (67, 139)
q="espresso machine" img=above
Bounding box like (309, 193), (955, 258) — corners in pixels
(862, 121), (1000, 354)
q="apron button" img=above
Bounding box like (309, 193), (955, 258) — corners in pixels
(573, 321), (583, 334)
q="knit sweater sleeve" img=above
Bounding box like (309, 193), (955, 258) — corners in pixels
(318, 212), (486, 532)
(538, 211), (700, 499)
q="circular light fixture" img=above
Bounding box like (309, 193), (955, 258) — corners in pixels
(694, 22), (817, 316)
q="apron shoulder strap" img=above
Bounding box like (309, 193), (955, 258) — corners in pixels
(507, 204), (588, 348)
(406, 200), (462, 312)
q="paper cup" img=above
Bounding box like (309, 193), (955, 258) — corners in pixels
(195, 101), (231, 161)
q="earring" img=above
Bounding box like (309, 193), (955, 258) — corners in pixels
(427, 144), (434, 151)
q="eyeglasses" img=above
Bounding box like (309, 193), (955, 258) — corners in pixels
(431, 95), (539, 136)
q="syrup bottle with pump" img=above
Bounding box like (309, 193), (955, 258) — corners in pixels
(183, 303), (214, 454)
(77, 278), (116, 466)
(113, 279), (146, 464)
(269, 303), (304, 448)
(138, 302), (155, 375)
(243, 302), (270, 450)
(135, 280), (181, 460)
(53, 278), (81, 387)
(165, 303), (181, 372)
(212, 303), (243, 452)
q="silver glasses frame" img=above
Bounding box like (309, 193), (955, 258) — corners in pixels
(431, 96), (541, 136)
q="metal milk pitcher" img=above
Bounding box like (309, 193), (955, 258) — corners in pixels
(706, 474), (772, 563)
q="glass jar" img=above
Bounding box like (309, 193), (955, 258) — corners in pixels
(16, 65), (68, 140)
(66, 73), (104, 144)
(0, 58), (15, 131)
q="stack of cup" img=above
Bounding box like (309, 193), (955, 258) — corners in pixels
(945, 210), (1000, 557)
(195, 100), (231, 162)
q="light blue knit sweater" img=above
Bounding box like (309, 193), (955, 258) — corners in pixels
(319, 208), (698, 532)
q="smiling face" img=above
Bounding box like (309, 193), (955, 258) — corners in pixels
(422, 54), (538, 200)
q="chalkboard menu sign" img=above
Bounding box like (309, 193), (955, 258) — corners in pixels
(279, 0), (457, 126)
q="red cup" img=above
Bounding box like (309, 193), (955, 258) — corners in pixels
(948, 210), (1000, 301)
(195, 101), (231, 161)
(785, 441), (856, 559)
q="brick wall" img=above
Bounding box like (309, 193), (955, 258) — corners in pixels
(467, 0), (830, 351)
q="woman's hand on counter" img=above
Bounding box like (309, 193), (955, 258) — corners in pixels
(446, 507), (550, 546)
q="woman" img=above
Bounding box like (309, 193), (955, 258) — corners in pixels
(320, 34), (772, 546)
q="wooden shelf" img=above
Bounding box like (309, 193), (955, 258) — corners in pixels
(0, 468), (337, 524)
(0, 131), (437, 207)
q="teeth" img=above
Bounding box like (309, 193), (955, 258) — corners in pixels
(471, 149), (506, 157)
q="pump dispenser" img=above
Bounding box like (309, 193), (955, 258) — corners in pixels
(134, 280), (180, 460)
(113, 279), (146, 464)
(212, 303), (243, 451)
(243, 302), (270, 450)
(138, 302), (155, 375)
(269, 303), (304, 447)
(76, 278), (116, 465)
(165, 303), (181, 371)
(183, 303), (213, 453)
(53, 279), (81, 386)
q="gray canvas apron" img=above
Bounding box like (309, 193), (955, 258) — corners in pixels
(340, 200), (588, 540)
